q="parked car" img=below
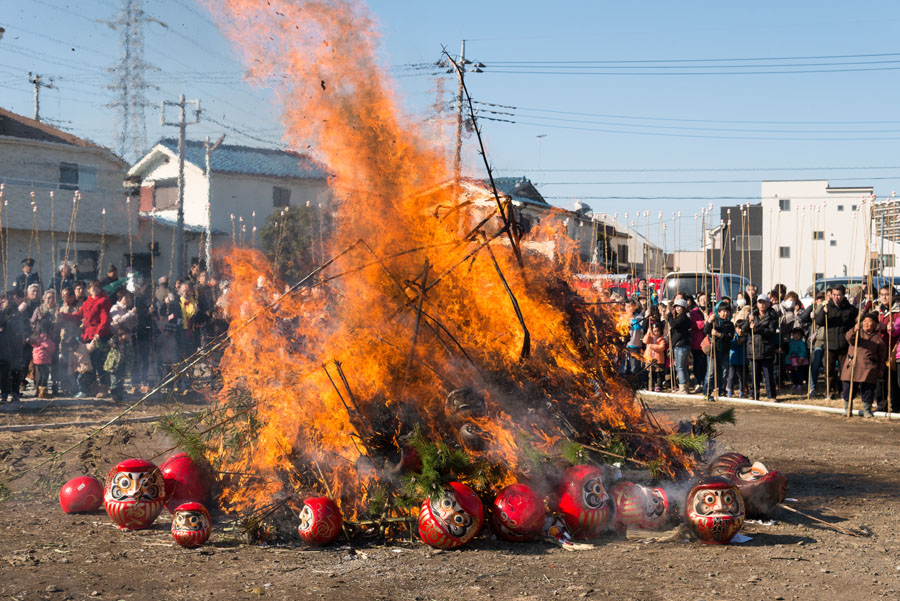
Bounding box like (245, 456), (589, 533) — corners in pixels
(659, 272), (749, 303)
(800, 276), (900, 307)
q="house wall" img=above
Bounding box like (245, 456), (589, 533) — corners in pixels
(0, 137), (134, 288)
(760, 180), (884, 293)
(208, 173), (331, 234)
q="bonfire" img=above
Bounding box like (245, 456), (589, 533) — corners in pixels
(148, 0), (720, 543)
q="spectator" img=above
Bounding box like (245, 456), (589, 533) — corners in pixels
(51, 263), (76, 296)
(689, 293), (710, 393)
(30, 319), (56, 399)
(620, 299), (644, 379)
(132, 282), (154, 394)
(814, 284), (859, 399)
(784, 327), (810, 393)
(30, 289), (59, 396)
(57, 287), (80, 395)
(750, 294), (779, 401)
(875, 284), (900, 412)
(703, 301), (735, 399)
(13, 258), (40, 297)
(666, 297), (692, 394)
(800, 291), (826, 395)
(73, 281), (87, 308)
(100, 265), (119, 290)
(727, 319), (749, 398)
(0, 296), (28, 403)
(642, 321), (667, 392)
(109, 290), (137, 401)
(841, 313), (886, 418)
(745, 283), (759, 311)
(62, 280), (112, 397)
(732, 291), (751, 324)
(178, 281), (197, 360)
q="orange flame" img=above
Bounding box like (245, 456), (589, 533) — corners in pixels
(203, 0), (694, 518)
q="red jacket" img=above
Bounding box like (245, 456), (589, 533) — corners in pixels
(77, 294), (112, 341)
(690, 307), (708, 351)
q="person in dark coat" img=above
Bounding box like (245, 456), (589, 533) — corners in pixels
(50, 263), (76, 297)
(814, 284), (859, 398)
(12, 258), (40, 297)
(750, 294), (779, 401)
(0, 296), (29, 403)
(666, 297), (693, 393)
(703, 301), (735, 399)
(841, 313), (887, 417)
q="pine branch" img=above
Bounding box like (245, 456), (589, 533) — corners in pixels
(664, 433), (709, 454)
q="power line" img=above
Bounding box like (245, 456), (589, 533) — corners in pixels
(496, 165), (900, 173)
(475, 106), (900, 134)
(483, 50), (900, 64)
(202, 114), (284, 148)
(486, 59), (900, 70)
(478, 115), (900, 141)
(539, 176), (900, 186)
(485, 65), (900, 75)
(472, 99), (900, 125)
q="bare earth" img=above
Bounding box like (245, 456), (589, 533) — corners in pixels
(1, 396), (899, 601)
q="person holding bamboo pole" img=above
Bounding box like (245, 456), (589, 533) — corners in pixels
(840, 313), (886, 418)
(874, 284), (900, 412)
(750, 294), (779, 401)
(666, 297), (693, 393)
(814, 284), (858, 399)
(703, 301), (734, 400)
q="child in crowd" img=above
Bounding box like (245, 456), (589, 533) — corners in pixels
(642, 320), (668, 392)
(727, 319), (749, 398)
(785, 327), (810, 393)
(29, 319), (56, 399)
(620, 299), (645, 380)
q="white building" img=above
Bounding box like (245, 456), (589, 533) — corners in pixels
(760, 180), (900, 294)
(127, 139), (331, 277)
(0, 107), (132, 286)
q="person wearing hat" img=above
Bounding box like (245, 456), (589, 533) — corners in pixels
(841, 313), (887, 417)
(703, 301), (735, 399)
(100, 265), (120, 294)
(13, 258), (40, 296)
(666, 296), (693, 394)
(750, 293), (779, 401)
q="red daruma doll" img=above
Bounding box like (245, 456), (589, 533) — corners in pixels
(171, 502), (212, 548)
(103, 459), (165, 530)
(685, 477), (745, 544)
(557, 465), (611, 539)
(418, 482), (484, 549)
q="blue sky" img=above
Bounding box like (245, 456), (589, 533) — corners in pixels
(4, 1), (900, 250)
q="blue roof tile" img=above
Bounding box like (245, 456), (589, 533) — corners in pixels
(157, 138), (328, 179)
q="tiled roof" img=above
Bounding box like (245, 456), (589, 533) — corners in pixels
(156, 138), (327, 179)
(0, 106), (118, 155)
(489, 177), (549, 206)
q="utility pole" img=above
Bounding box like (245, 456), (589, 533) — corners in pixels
(27, 73), (54, 122)
(161, 93), (200, 280)
(204, 133), (225, 278)
(450, 40), (484, 183)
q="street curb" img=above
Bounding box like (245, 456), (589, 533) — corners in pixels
(0, 411), (201, 433)
(637, 390), (900, 419)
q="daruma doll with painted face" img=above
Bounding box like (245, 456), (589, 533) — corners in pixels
(491, 483), (545, 542)
(610, 481), (669, 532)
(297, 497), (342, 546)
(557, 465), (611, 539)
(103, 459), (165, 530)
(685, 477), (745, 544)
(418, 481), (484, 549)
(171, 502), (212, 548)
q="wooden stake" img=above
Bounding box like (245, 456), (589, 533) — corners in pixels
(777, 503), (867, 537)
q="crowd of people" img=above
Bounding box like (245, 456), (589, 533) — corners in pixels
(620, 278), (900, 417)
(0, 258), (227, 403)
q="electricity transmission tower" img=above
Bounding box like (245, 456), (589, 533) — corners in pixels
(106, 0), (165, 161)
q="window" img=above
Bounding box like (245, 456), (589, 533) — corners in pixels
(59, 162), (78, 190)
(852, 204), (858, 211)
(814, 272), (824, 281)
(153, 178), (178, 210)
(778, 198), (791, 211)
(617, 244), (628, 264)
(735, 235), (762, 251)
(273, 186), (291, 207)
(779, 246), (790, 258)
(882, 255), (896, 268)
(837, 205), (844, 212)
(830, 240), (837, 246)
(813, 231), (824, 240)
(79, 166), (98, 191)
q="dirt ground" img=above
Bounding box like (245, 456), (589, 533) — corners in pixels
(1, 395), (900, 601)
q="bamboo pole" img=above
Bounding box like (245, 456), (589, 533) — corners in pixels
(824, 200), (831, 399)
(0, 185), (5, 291)
(847, 199), (872, 418)
(777, 503), (867, 537)
(49, 190), (55, 280)
(807, 206), (817, 401)
(97, 208), (107, 273)
(748, 206), (758, 399)
(126, 196), (134, 271)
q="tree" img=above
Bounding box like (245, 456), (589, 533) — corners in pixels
(258, 204), (333, 281)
